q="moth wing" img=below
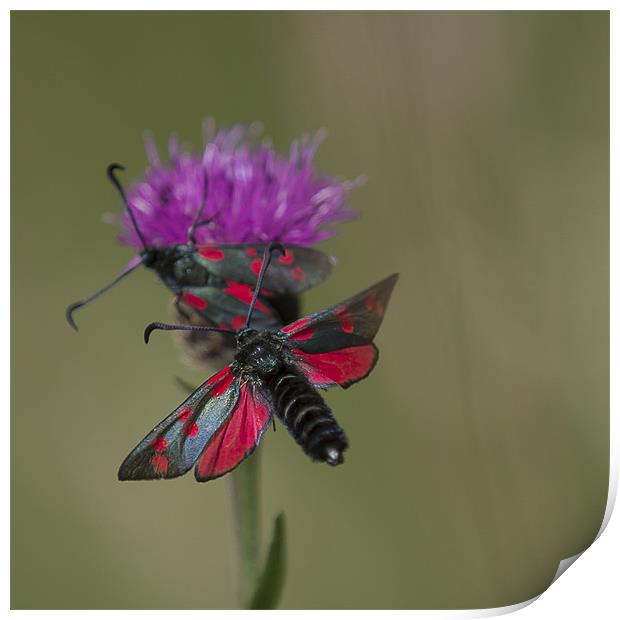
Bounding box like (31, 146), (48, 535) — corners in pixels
(194, 381), (273, 482)
(179, 284), (280, 330)
(282, 273), (398, 353)
(280, 274), (398, 388)
(118, 367), (239, 480)
(194, 244), (334, 294)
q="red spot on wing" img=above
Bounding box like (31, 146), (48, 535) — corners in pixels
(293, 327), (314, 340)
(375, 301), (385, 318)
(334, 306), (353, 333)
(231, 315), (246, 330)
(365, 293), (377, 312)
(195, 385), (271, 481)
(203, 366), (235, 398)
(198, 247), (224, 261)
(250, 258), (263, 276)
(181, 291), (208, 310)
(205, 366), (231, 386)
(282, 316), (312, 334)
(151, 453), (169, 474)
(151, 437), (168, 452)
(177, 407), (192, 423)
(291, 266), (305, 282)
(210, 371), (235, 398)
(340, 318), (354, 333)
(281, 317), (315, 341)
(278, 250), (294, 265)
(245, 248), (258, 256)
(184, 422), (199, 437)
(224, 281), (270, 314)
(295, 345), (377, 387)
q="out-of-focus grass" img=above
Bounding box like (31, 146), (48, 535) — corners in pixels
(11, 11), (608, 609)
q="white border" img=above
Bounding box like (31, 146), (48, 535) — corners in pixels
(1, 2), (616, 9)
(4, 3), (616, 618)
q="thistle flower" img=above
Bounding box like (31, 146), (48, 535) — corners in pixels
(106, 122), (361, 609)
(113, 121), (361, 250)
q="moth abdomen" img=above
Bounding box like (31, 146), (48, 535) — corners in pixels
(267, 367), (348, 465)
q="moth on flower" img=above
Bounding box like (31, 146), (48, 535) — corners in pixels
(67, 122), (362, 361)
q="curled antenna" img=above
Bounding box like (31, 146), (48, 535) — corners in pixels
(107, 163), (148, 251)
(245, 243), (285, 328)
(144, 322), (235, 344)
(66, 259), (144, 331)
(187, 169), (209, 245)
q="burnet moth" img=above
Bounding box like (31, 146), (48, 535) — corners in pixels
(66, 165), (334, 332)
(118, 244), (398, 481)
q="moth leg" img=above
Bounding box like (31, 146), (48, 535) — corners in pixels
(194, 218), (215, 230)
(188, 219), (214, 245)
(174, 294), (192, 322)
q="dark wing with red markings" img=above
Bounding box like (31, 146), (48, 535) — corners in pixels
(118, 367), (240, 480)
(179, 284), (280, 330)
(194, 382), (273, 481)
(282, 273), (398, 353)
(280, 273), (398, 389)
(194, 244), (334, 294)
(118, 367), (273, 482)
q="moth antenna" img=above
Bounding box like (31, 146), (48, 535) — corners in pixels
(190, 203), (227, 238)
(144, 322), (236, 344)
(245, 243), (285, 328)
(187, 169), (209, 245)
(66, 259), (144, 331)
(107, 163), (148, 251)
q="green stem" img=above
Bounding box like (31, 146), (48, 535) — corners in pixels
(228, 450), (260, 607)
(177, 378), (284, 608)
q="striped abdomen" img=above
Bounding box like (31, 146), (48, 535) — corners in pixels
(266, 366), (348, 465)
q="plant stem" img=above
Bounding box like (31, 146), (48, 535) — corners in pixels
(228, 450), (260, 607)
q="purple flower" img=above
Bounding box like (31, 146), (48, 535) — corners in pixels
(111, 121), (361, 249)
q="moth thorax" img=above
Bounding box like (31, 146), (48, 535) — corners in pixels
(266, 365), (349, 465)
(235, 331), (282, 375)
(171, 255), (209, 287)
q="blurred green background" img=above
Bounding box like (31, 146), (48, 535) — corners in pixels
(11, 11), (609, 610)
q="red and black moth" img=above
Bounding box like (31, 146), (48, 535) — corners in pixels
(66, 164), (334, 332)
(118, 245), (398, 482)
